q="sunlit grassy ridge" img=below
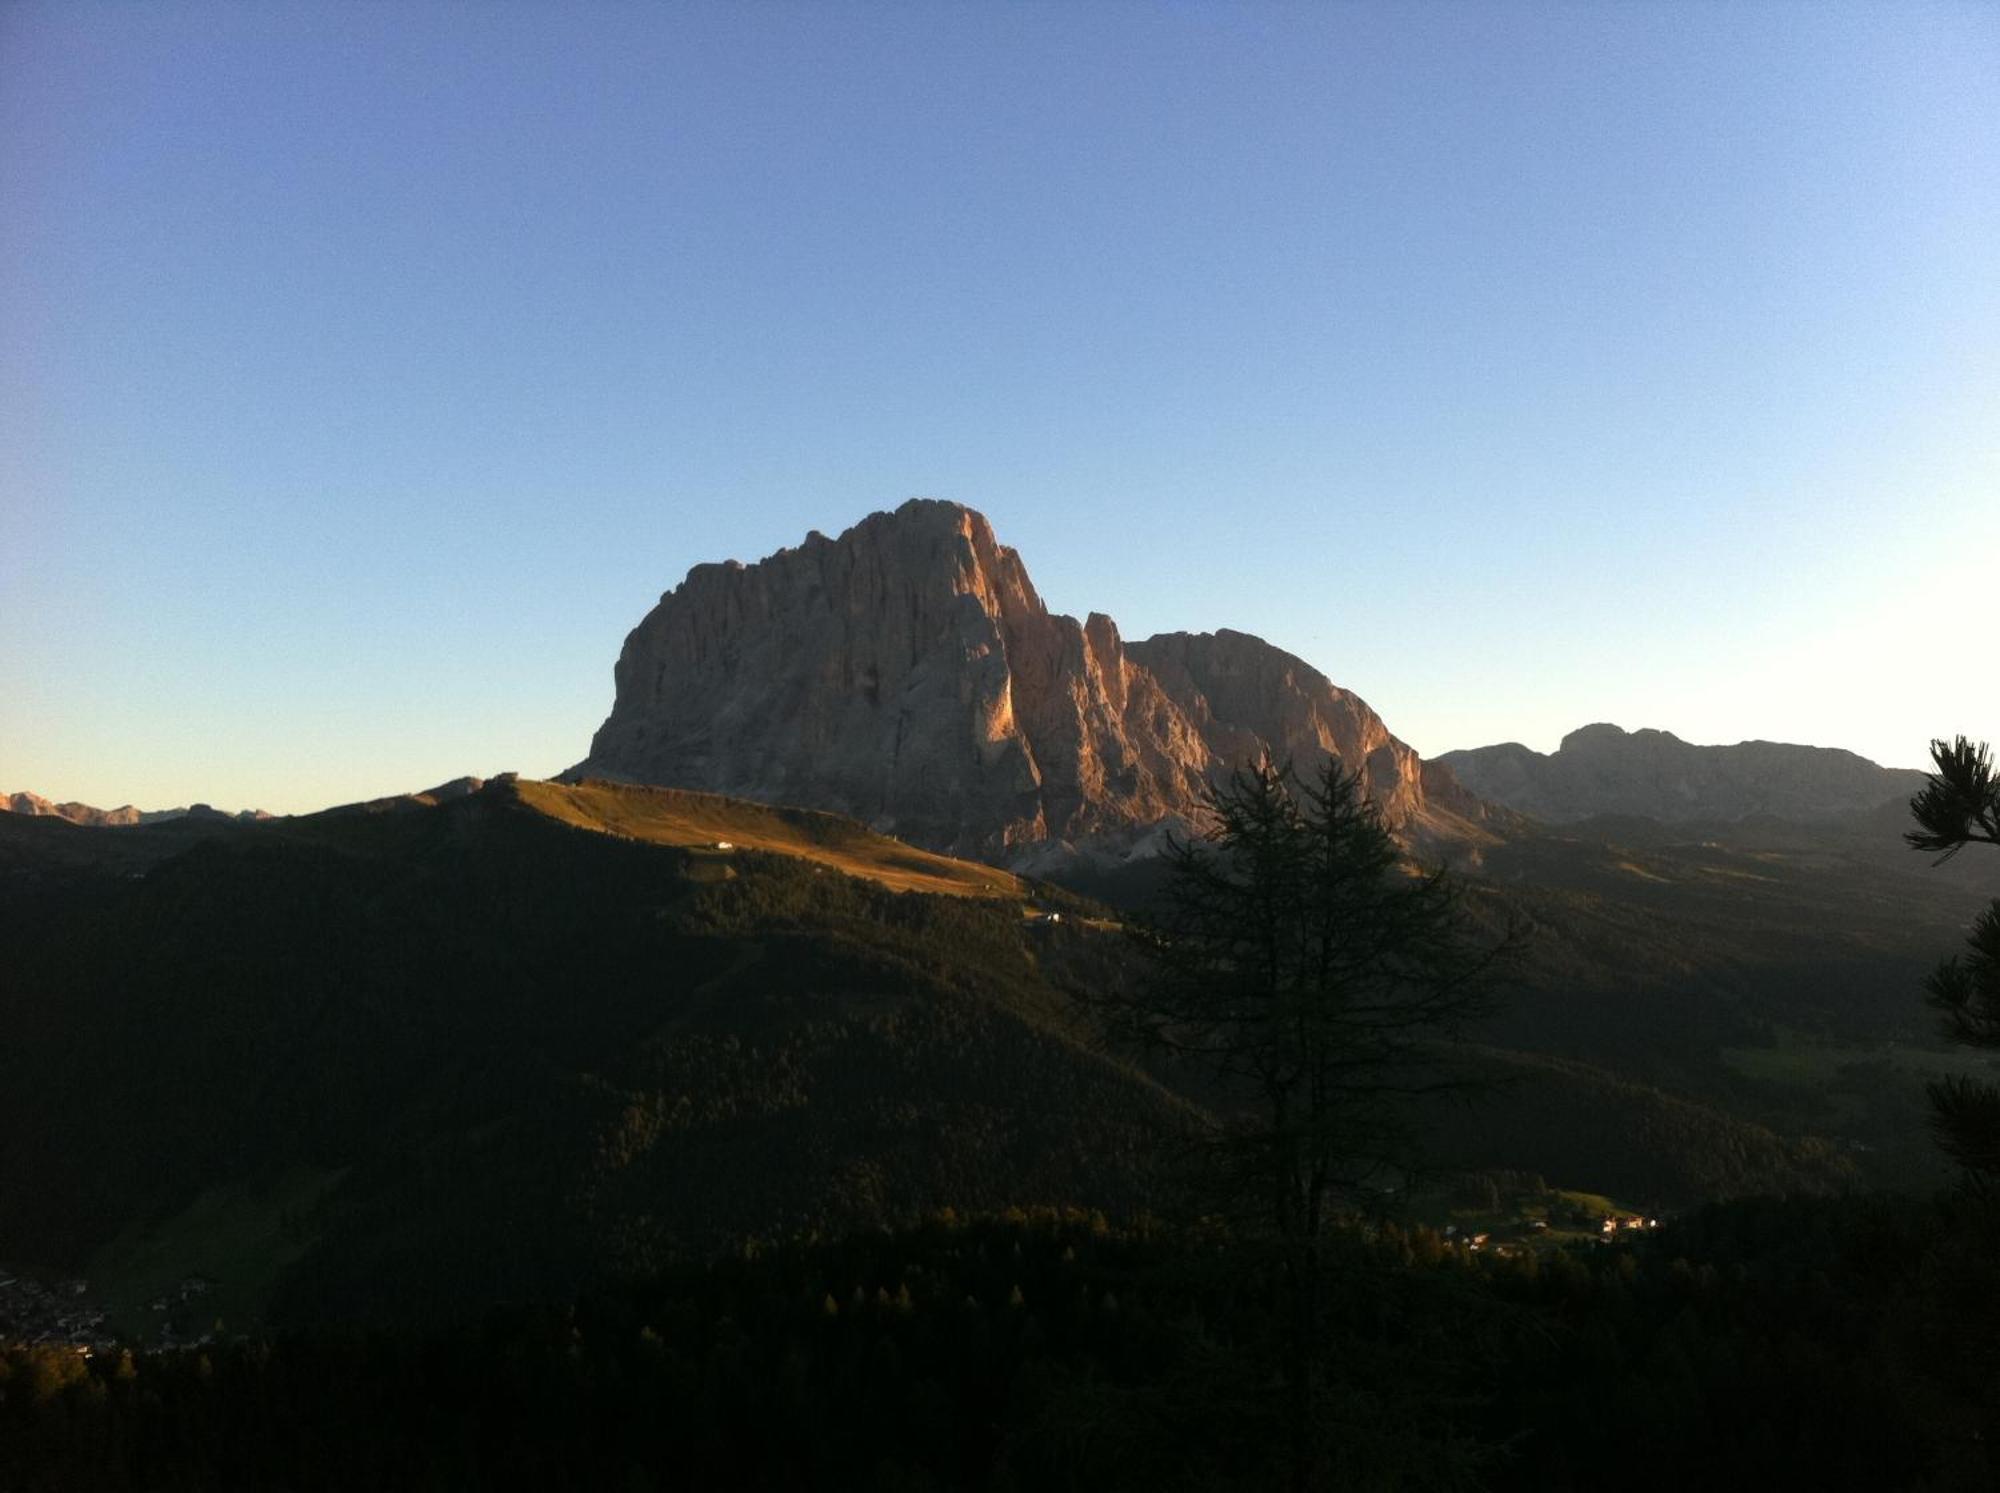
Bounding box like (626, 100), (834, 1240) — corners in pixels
(514, 778), (1028, 900)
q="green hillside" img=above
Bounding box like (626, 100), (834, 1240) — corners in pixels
(0, 777), (1947, 1332)
(516, 778), (1032, 899)
(0, 781), (1188, 1328)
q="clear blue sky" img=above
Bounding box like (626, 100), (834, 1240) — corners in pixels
(4, 1), (1995, 813)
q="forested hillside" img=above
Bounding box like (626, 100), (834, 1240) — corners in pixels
(0, 782), (1187, 1328)
(8, 1202), (1999, 1491)
(0, 775), (1965, 1335)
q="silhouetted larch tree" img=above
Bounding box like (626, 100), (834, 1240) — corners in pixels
(1908, 736), (2000, 1179)
(1106, 756), (1514, 1490)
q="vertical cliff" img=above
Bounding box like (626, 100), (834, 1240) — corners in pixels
(577, 500), (1484, 860)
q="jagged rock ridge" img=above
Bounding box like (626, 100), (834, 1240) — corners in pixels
(1435, 723), (1926, 825)
(2, 791), (270, 827)
(574, 500), (1486, 861)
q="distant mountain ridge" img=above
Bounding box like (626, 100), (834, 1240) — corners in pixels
(573, 499), (1490, 863)
(3, 790), (270, 827)
(1435, 723), (1925, 825)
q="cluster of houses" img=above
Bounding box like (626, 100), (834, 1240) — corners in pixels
(1436, 1210), (1664, 1259)
(0, 1270), (109, 1355)
(1599, 1214), (1661, 1238)
(144, 1275), (221, 1352)
(0, 1268), (222, 1356)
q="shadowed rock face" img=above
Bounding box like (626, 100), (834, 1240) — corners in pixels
(576, 500), (1485, 861)
(1435, 723), (1926, 825)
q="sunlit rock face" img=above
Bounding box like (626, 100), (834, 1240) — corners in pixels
(0, 792), (272, 826)
(576, 499), (1486, 862)
(2, 791), (146, 826)
(1435, 723), (1926, 824)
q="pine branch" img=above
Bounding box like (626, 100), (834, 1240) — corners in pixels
(1908, 736), (2000, 861)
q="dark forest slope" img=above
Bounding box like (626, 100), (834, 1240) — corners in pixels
(0, 782), (1185, 1327)
(1, 776), (1939, 1331)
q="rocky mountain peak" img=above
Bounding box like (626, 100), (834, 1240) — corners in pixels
(1560, 722), (1651, 751)
(575, 501), (1486, 862)
(2, 791), (271, 827)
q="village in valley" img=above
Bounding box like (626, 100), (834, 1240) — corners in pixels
(0, 1265), (221, 1357)
(1404, 1174), (1666, 1261)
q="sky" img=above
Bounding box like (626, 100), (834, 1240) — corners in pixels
(3, 1), (1995, 814)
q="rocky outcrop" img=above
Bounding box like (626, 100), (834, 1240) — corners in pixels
(1435, 723), (1925, 825)
(1124, 629), (1442, 829)
(2, 791), (271, 827)
(574, 500), (1487, 862)
(4, 792), (145, 826)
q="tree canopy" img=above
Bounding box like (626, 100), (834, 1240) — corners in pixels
(1112, 757), (1512, 1235)
(1100, 757), (1515, 1489)
(1908, 736), (2000, 1178)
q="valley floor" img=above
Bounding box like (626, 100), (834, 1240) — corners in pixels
(7, 1199), (2000, 1492)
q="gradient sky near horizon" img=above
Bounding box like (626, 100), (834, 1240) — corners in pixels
(4, 1), (1996, 814)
